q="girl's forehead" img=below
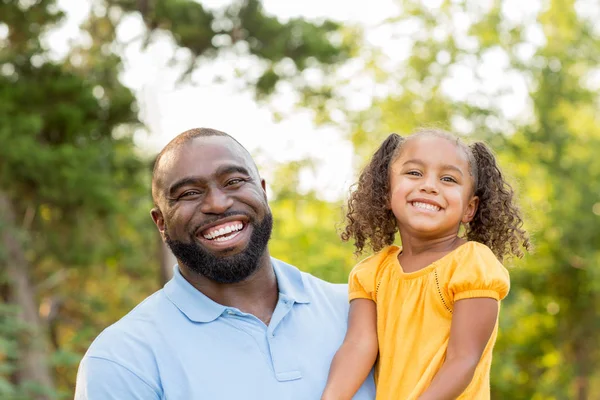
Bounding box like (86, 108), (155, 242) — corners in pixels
(394, 135), (471, 167)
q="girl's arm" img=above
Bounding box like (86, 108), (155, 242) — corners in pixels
(321, 298), (378, 400)
(418, 297), (498, 400)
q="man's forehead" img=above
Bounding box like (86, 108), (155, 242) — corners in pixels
(157, 136), (257, 182)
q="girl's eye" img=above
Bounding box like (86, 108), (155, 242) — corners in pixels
(441, 176), (457, 183)
(407, 171), (422, 176)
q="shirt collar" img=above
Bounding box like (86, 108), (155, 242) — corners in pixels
(163, 257), (310, 323)
(272, 258), (310, 305)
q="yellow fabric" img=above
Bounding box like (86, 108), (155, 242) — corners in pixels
(349, 241), (510, 400)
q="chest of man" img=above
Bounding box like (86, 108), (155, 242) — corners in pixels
(151, 300), (344, 399)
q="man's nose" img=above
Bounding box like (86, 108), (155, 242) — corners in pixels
(200, 188), (234, 214)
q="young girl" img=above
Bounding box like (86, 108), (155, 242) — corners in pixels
(322, 129), (530, 400)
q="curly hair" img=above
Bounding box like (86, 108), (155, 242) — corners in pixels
(341, 128), (530, 261)
(466, 141), (530, 260)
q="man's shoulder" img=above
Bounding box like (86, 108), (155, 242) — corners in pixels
(271, 257), (348, 303)
(76, 291), (167, 398)
(84, 290), (168, 360)
(301, 270), (348, 300)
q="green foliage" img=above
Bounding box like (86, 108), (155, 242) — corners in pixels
(113, 0), (351, 95)
(268, 161), (357, 283)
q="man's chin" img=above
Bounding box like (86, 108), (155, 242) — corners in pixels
(166, 212), (273, 284)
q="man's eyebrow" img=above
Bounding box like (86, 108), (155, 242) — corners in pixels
(166, 165), (252, 197)
(402, 159), (464, 176)
(215, 165), (251, 177)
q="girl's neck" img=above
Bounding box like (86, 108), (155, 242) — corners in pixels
(399, 233), (464, 256)
(397, 233), (466, 273)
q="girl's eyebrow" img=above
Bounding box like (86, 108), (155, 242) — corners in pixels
(402, 158), (426, 167)
(440, 164), (464, 176)
(403, 159), (464, 176)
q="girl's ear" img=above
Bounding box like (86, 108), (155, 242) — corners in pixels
(462, 196), (479, 223)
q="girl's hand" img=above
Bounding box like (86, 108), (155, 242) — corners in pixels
(321, 298), (378, 400)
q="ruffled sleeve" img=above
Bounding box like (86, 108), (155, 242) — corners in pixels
(447, 242), (510, 303)
(348, 249), (391, 302)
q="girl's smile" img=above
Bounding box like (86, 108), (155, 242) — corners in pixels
(409, 199), (443, 212)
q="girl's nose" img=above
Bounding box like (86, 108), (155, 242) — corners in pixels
(419, 177), (439, 194)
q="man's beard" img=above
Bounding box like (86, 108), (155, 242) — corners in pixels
(164, 212), (273, 284)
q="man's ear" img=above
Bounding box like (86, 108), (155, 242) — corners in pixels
(261, 179), (267, 199)
(151, 208), (167, 241)
(462, 196), (479, 223)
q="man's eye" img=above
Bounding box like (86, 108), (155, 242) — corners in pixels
(180, 190), (201, 198)
(226, 178), (246, 186)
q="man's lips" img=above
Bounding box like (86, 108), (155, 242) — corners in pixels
(201, 220), (244, 240)
(195, 215), (250, 241)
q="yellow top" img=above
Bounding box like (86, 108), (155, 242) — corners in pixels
(349, 241), (510, 400)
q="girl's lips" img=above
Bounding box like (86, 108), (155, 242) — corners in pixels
(408, 198), (443, 209)
(410, 201), (441, 212)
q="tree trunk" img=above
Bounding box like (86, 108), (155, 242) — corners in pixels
(573, 331), (591, 400)
(0, 194), (54, 399)
(575, 377), (589, 400)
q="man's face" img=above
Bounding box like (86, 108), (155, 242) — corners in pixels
(152, 136), (272, 283)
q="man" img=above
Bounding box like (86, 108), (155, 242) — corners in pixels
(75, 128), (375, 399)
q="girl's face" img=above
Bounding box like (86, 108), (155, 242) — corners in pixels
(388, 135), (479, 240)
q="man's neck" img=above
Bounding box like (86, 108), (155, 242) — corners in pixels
(180, 252), (279, 325)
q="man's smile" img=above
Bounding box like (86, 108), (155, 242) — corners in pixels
(201, 221), (244, 241)
(195, 218), (253, 251)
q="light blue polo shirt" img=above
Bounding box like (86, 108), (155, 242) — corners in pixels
(75, 258), (376, 399)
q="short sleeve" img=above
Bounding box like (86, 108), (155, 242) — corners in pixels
(75, 356), (161, 400)
(447, 242), (510, 303)
(348, 250), (391, 302)
(348, 265), (375, 301)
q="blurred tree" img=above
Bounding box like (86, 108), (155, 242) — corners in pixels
(267, 160), (357, 284)
(0, 0), (354, 398)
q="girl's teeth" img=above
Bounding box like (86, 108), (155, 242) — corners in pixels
(413, 202), (440, 211)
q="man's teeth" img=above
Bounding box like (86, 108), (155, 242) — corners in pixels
(213, 231), (241, 242)
(412, 202), (440, 211)
(203, 223), (244, 240)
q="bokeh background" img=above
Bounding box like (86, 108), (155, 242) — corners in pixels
(1, 0), (599, 399)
